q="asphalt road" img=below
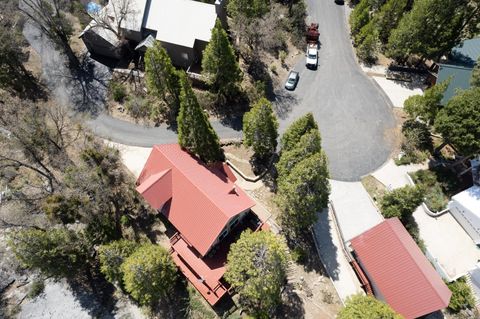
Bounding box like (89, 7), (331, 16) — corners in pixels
(24, 0), (395, 181)
(275, 0), (396, 181)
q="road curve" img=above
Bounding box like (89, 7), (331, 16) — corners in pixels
(275, 0), (396, 181)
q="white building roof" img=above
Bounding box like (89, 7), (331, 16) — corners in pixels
(106, 0), (148, 33)
(452, 185), (480, 214)
(144, 0), (217, 48)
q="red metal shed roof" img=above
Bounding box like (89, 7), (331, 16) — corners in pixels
(136, 144), (255, 256)
(350, 218), (451, 319)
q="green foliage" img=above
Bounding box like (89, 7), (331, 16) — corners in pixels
(202, 20), (242, 100)
(435, 87), (480, 156)
(396, 119), (433, 165)
(28, 279), (45, 299)
(380, 185), (424, 222)
(98, 239), (138, 285)
(276, 130), (322, 184)
(349, 0), (371, 39)
(125, 95), (150, 120)
(404, 80), (449, 125)
(109, 81), (127, 103)
(243, 98), (278, 159)
(447, 277), (476, 313)
(471, 58), (480, 88)
(288, 0), (307, 47)
(42, 193), (82, 224)
(386, 0), (480, 61)
(145, 42), (181, 119)
(121, 243), (177, 306)
(374, 0), (408, 46)
(225, 230), (289, 318)
(338, 294), (403, 319)
(280, 113), (318, 152)
(276, 152), (330, 234)
(8, 228), (88, 277)
(355, 21), (379, 63)
(227, 0), (270, 19)
(410, 170), (449, 212)
(177, 72), (225, 163)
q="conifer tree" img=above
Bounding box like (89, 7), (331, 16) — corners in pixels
(243, 97), (278, 159)
(280, 112), (318, 152)
(177, 72), (224, 163)
(202, 20), (242, 100)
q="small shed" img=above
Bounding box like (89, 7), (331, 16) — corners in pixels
(350, 218), (452, 319)
(449, 185), (480, 245)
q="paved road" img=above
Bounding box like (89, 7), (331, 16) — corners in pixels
(24, 0), (395, 181)
(276, 0), (395, 181)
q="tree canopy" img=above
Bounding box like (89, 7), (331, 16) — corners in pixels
(225, 230), (289, 318)
(202, 20), (242, 100)
(177, 72), (225, 163)
(227, 0), (271, 19)
(276, 152), (330, 234)
(8, 228), (88, 277)
(144, 42), (181, 120)
(380, 185), (425, 223)
(243, 97), (278, 159)
(404, 79), (449, 125)
(121, 243), (178, 306)
(98, 239), (138, 285)
(434, 87), (480, 156)
(280, 113), (318, 152)
(338, 294), (402, 319)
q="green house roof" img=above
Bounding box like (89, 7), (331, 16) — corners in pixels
(438, 37), (480, 104)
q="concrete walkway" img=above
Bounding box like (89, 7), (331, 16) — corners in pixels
(312, 208), (364, 303)
(329, 180), (383, 242)
(372, 159), (427, 190)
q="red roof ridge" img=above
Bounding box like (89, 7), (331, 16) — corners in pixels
(154, 144), (246, 221)
(384, 219), (450, 306)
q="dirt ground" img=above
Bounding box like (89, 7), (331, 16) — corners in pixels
(223, 144), (257, 178)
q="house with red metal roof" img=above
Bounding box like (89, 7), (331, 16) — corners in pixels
(350, 218), (452, 319)
(136, 144), (258, 305)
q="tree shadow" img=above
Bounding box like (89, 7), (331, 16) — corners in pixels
(271, 90), (299, 120)
(275, 283), (305, 318)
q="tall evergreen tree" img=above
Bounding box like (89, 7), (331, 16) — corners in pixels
(144, 42), (181, 118)
(374, 0), (409, 46)
(243, 97), (278, 159)
(177, 72), (225, 163)
(276, 152), (330, 234)
(386, 0), (480, 62)
(349, 0), (371, 40)
(280, 112), (318, 152)
(202, 20), (242, 100)
(435, 87), (480, 156)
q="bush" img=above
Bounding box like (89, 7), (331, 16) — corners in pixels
(380, 185), (424, 222)
(28, 279), (45, 299)
(110, 81), (127, 103)
(98, 239), (138, 285)
(410, 170), (448, 212)
(338, 294), (402, 319)
(279, 50), (287, 65)
(396, 120), (433, 165)
(125, 96), (150, 120)
(447, 277), (475, 313)
(121, 243), (177, 306)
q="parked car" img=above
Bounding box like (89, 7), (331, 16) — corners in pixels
(285, 71), (299, 90)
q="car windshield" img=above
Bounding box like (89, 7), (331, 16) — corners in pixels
(288, 78), (296, 84)
(308, 54), (317, 59)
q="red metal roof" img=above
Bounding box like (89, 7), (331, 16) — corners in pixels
(136, 144), (255, 256)
(350, 218), (452, 319)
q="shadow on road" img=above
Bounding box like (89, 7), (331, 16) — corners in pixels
(272, 90), (299, 120)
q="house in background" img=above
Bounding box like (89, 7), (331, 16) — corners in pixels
(80, 0), (226, 69)
(437, 37), (480, 104)
(449, 185), (480, 246)
(349, 218), (452, 319)
(135, 144), (263, 305)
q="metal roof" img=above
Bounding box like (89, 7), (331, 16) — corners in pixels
(350, 218), (452, 319)
(450, 37), (480, 67)
(437, 63), (474, 104)
(144, 0), (217, 48)
(452, 185), (480, 216)
(136, 144), (255, 256)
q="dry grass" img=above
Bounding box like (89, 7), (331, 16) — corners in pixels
(361, 175), (387, 205)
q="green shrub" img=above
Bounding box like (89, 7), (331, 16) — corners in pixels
(447, 277), (475, 313)
(397, 120), (433, 165)
(380, 185), (424, 222)
(28, 279), (45, 299)
(279, 50), (287, 65)
(98, 239), (138, 285)
(125, 96), (150, 120)
(110, 81), (127, 103)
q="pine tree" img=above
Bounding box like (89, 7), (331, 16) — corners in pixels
(145, 42), (181, 118)
(276, 152), (330, 234)
(177, 72), (225, 163)
(225, 230), (289, 318)
(374, 0), (409, 46)
(202, 20), (242, 100)
(280, 112), (318, 152)
(349, 0), (371, 40)
(404, 79), (449, 125)
(243, 97), (278, 159)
